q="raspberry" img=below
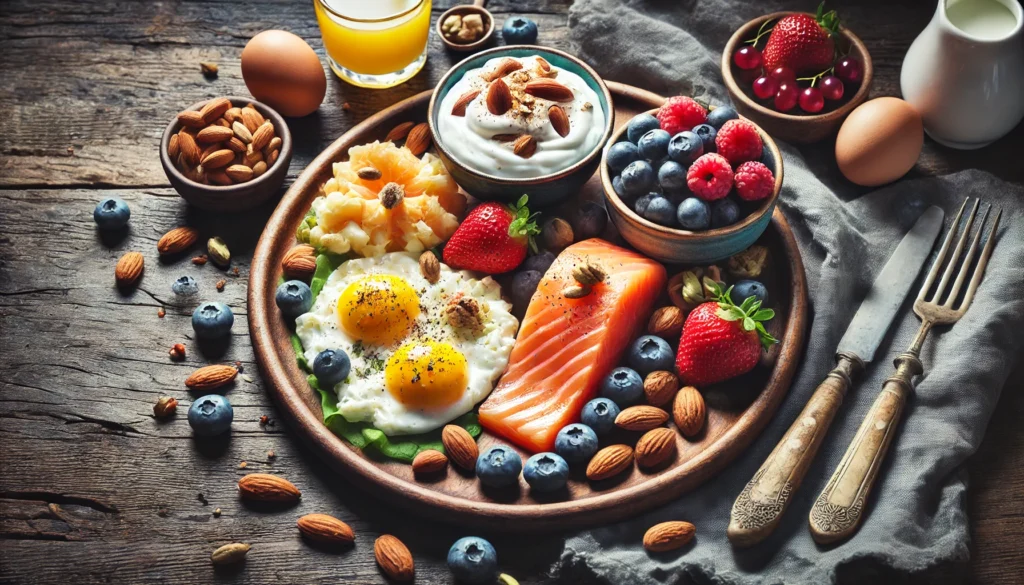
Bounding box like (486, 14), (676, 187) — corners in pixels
(734, 161), (775, 201)
(686, 154), (733, 201)
(656, 96), (707, 135)
(715, 119), (763, 164)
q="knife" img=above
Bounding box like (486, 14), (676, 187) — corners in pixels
(726, 206), (945, 547)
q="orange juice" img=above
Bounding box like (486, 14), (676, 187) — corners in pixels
(314, 0), (431, 88)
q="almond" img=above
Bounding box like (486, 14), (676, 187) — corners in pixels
(232, 121), (253, 144)
(177, 110), (206, 128)
(114, 252), (144, 287)
(157, 226), (199, 255)
(586, 444), (634, 481)
(643, 521), (695, 552)
(243, 148), (263, 168)
(238, 473), (301, 502)
(214, 117), (231, 128)
(535, 56), (555, 77)
(240, 106), (264, 133)
(451, 90), (481, 116)
(412, 449), (448, 475)
(615, 405), (669, 431)
(486, 78), (513, 115)
(386, 121), (415, 142)
(644, 370), (679, 407)
(196, 125), (233, 144)
(200, 143), (222, 161)
(673, 386), (706, 438)
(225, 106), (243, 123)
(524, 79), (574, 102)
(635, 427), (678, 469)
(442, 425), (478, 470)
(419, 251), (440, 284)
(512, 134), (537, 158)
(201, 149), (234, 169)
(266, 136), (282, 154)
(267, 149), (280, 167)
(199, 97), (232, 124)
(177, 131), (201, 166)
(210, 542), (250, 565)
(168, 133), (180, 159)
(208, 170), (232, 186)
(482, 57), (524, 82)
(185, 364), (238, 391)
(250, 121), (275, 152)
(226, 136), (247, 153)
(226, 164), (253, 183)
(375, 534), (414, 581)
(405, 122), (431, 156)
(648, 306), (684, 339)
(491, 133), (520, 142)
(282, 244), (317, 280)
(297, 513), (355, 546)
(252, 160), (268, 177)
(548, 105), (570, 138)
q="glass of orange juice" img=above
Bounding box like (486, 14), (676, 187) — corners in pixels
(313, 0), (432, 89)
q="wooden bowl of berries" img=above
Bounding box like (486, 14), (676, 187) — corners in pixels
(721, 6), (873, 144)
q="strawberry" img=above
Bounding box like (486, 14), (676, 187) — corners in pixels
(762, 3), (841, 74)
(443, 195), (539, 274)
(675, 280), (777, 386)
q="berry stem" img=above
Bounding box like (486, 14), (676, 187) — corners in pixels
(744, 18), (776, 46)
(796, 66), (835, 87)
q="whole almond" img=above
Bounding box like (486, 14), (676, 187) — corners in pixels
(419, 251), (440, 284)
(586, 444), (634, 481)
(238, 473), (301, 502)
(114, 252), (144, 287)
(232, 121), (253, 144)
(643, 521), (695, 552)
(157, 226), (199, 255)
(185, 364), (238, 391)
(451, 90), (481, 116)
(243, 149), (263, 168)
(673, 386), (706, 438)
(153, 396), (178, 418)
(412, 449), (448, 475)
(225, 164), (253, 183)
(200, 97), (232, 124)
(297, 513), (355, 546)
(197, 125), (234, 144)
(177, 131), (201, 166)
(486, 78), (513, 115)
(548, 105), (570, 137)
(635, 427), (678, 469)
(252, 161), (268, 178)
(240, 106), (264, 133)
(266, 136), (282, 154)
(375, 534), (414, 581)
(201, 149), (234, 169)
(214, 117), (231, 128)
(442, 425), (478, 470)
(512, 134), (537, 158)
(483, 57), (524, 82)
(250, 121), (275, 152)
(644, 370), (679, 407)
(177, 110), (206, 128)
(225, 106), (243, 123)
(648, 306), (684, 339)
(386, 121), (415, 142)
(211, 542), (250, 565)
(208, 171), (232, 186)
(267, 149), (280, 167)
(615, 405), (669, 432)
(168, 133), (180, 159)
(200, 143), (222, 161)
(283, 244), (317, 280)
(405, 123), (431, 156)
(524, 79), (574, 102)
(225, 136), (247, 153)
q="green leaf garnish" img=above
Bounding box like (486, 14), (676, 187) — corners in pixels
(714, 285), (779, 351)
(506, 194), (541, 249)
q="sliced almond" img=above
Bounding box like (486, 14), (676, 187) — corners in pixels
(524, 78), (574, 102)
(486, 78), (513, 115)
(512, 134), (537, 159)
(196, 125), (234, 144)
(451, 90), (481, 117)
(482, 57), (524, 82)
(548, 105), (570, 137)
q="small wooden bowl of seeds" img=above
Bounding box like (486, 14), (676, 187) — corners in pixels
(160, 96), (292, 212)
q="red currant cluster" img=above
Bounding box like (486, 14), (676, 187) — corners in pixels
(733, 45), (862, 114)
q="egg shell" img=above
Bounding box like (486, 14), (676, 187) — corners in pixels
(241, 30), (326, 117)
(835, 97), (923, 187)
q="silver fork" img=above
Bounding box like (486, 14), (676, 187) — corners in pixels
(808, 198), (1002, 545)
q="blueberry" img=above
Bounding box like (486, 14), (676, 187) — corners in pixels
(523, 452), (570, 492)
(657, 160), (687, 191)
(612, 175), (629, 200)
(521, 250), (555, 273)
(628, 336), (674, 375)
(502, 16), (539, 44)
(733, 279), (769, 305)
(677, 197), (711, 231)
(313, 349), (351, 388)
(637, 129), (671, 161)
(171, 275), (199, 296)
(447, 537), (499, 585)
(643, 196), (677, 227)
(511, 270), (543, 308)
(626, 113), (661, 144)
(633, 192), (658, 217)
(581, 397), (621, 436)
(476, 445), (523, 488)
(620, 160), (654, 196)
(574, 201), (608, 240)
(93, 197), (131, 230)
(599, 367), (644, 406)
(607, 142), (640, 173)
(191, 302), (234, 339)
(711, 198), (741, 228)
(276, 280), (313, 318)
(667, 131), (703, 164)
(692, 124), (718, 153)
(706, 105), (739, 129)
(554, 423), (599, 464)
(188, 394), (233, 437)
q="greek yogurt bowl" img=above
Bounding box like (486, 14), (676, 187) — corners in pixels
(428, 46), (614, 206)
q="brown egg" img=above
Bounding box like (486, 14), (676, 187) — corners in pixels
(241, 30), (326, 118)
(835, 97), (923, 187)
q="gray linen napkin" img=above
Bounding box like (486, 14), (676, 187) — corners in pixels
(558, 1), (1024, 583)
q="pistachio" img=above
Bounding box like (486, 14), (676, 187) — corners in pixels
(681, 271), (705, 306)
(703, 265), (723, 298)
(207, 237), (231, 267)
(379, 182), (405, 209)
(728, 245), (769, 278)
(562, 284), (591, 299)
(572, 262), (606, 287)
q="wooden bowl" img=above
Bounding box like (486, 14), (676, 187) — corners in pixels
(160, 96), (292, 212)
(721, 12), (873, 144)
(600, 108), (784, 264)
(436, 2), (495, 52)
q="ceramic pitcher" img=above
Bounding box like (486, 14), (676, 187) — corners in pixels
(900, 0), (1024, 149)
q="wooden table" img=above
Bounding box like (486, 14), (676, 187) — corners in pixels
(1, 1), (1020, 583)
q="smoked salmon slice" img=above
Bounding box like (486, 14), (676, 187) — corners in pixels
(479, 238), (667, 453)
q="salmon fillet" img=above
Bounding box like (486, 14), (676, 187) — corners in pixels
(479, 238), (667, 453)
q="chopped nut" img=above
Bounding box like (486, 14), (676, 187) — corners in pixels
(259, 415), (270, 425)
(341, 102), (351, 111)
(648, 306), (684, 339)
(446, 294), (486, 332)
(207, 237), (231, 268)
(379, 182), (405, 209)
(681, 271), (705, 306)
(157, 307), (166, 318)
(562, 284), (591, 299)
(541, 217), (574, 251)
(213, 508), (222, 517)
(441, 14), (462, 37)
(239, 461), (248, 469)
(231, 267), (240, 277)
(703, 265), (723, 298)
(572, 262), (606, 287)
(169, 343), (187, 361)
(728, 245), (769, 278)
(192, 254), (208, 266)
(200, 61), (218, 76)
(153, 396), (178, 418)
(216, 279), (226, 291)
(267, 450), (276, 459)
(357, 166), (382, 181)
(459, 13), (485, 42)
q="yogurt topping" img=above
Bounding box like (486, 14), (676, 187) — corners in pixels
(438, 55), (606, 179)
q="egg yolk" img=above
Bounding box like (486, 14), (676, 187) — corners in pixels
(338, 275), (420, 345)
(384, 341), (468, 409)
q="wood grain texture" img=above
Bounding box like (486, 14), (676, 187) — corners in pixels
(0, 0), (1021, 582)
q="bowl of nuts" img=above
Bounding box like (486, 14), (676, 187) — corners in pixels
(436, 1), (494, 52)
(160, 96), (292, 211)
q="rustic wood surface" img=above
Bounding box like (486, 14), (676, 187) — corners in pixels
(0, 0), (1020, 584)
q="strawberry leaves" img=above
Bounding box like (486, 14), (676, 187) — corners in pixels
(507, 194), (541, 252)
(815, 2), (841, 36)
(706, 279), (778, 351)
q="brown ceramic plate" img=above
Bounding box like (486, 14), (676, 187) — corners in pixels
(249, 83), (808, 531)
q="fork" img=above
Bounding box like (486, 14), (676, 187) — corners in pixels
(808, 198), (1002, 545)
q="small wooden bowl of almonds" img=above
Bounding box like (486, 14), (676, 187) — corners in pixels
(160, 96), (292, 211)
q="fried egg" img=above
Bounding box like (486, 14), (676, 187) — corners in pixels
(295, 252), (518, 435)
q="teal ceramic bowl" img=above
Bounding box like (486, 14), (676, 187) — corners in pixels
(601, 108), (784, 265)
(428, 46), (614, 207)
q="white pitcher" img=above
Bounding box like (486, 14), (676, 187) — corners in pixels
(900, 0), (1024, 149)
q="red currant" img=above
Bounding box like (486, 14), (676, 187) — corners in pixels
(774, 83), (798, 112)
(799, 87), (825, 113)
(768, 66), (796, 84)
(752, 76), (779, 100)
(835, 57), (863, 84)
(733, 46), (762, 70)
(820, 76), (845, 101)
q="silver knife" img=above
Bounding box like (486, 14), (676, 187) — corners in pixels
(726, 205), (945, 547)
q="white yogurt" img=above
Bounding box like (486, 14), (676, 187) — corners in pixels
(437, 55), (606, 179)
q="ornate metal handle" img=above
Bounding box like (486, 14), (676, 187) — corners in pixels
(808, 350), (923, 544)
(727, 352), (864, 547)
